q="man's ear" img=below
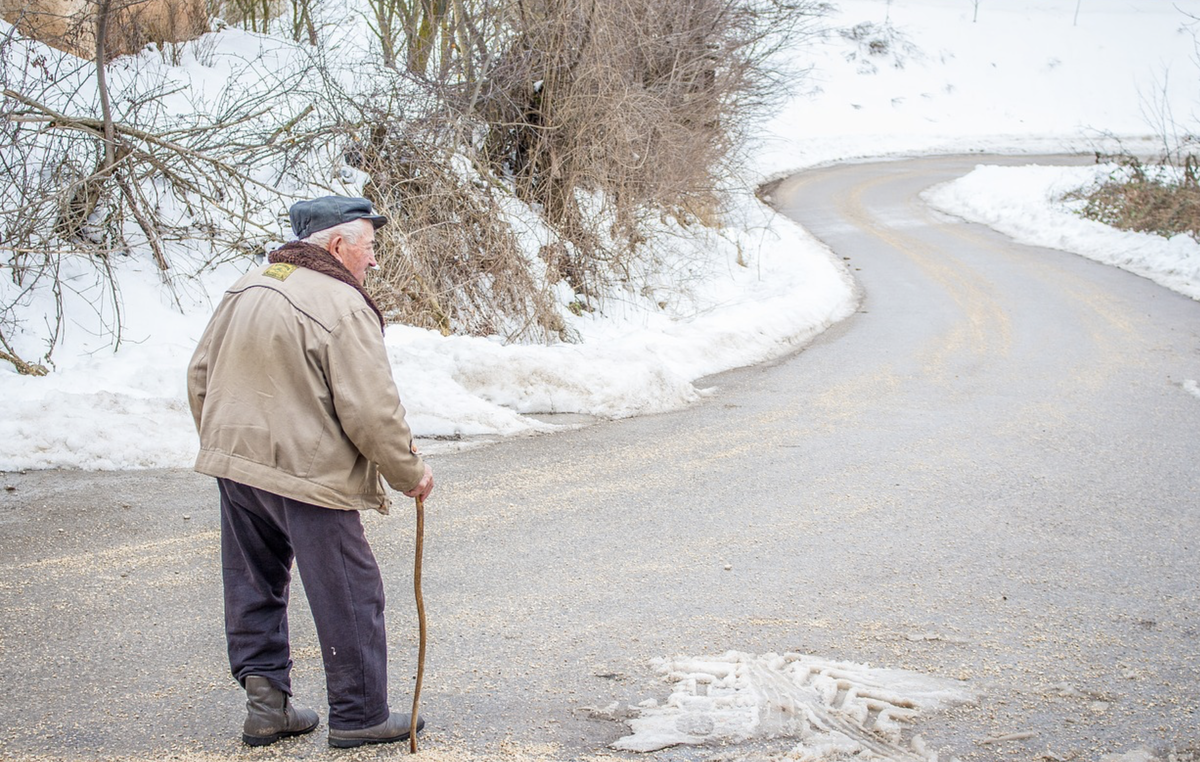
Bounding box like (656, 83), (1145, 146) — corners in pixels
(327, 234), (346, 265)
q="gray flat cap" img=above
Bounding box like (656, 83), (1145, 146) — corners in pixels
(289, 196), (388, 239)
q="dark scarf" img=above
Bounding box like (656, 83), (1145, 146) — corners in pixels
(268, 240), (385, 332)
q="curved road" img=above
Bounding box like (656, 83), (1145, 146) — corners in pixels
(1, 155), (1197, 761)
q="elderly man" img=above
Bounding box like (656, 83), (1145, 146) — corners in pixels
(187, 196), (434, 748)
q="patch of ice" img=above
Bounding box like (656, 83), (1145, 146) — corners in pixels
(613, 651), (972, 760)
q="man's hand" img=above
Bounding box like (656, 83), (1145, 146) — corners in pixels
(404, 464), (434, 502)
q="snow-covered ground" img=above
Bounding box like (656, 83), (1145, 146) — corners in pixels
(2, 0), (1198, 471)
(754, 0), (1199, 173)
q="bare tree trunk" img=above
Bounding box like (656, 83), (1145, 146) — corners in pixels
(369, 0), (399, 67)
(55, 0), (118, 241)
(96, 0), (116, 169)
(96, 0), (169, 273)
(292, 0), (318, 45)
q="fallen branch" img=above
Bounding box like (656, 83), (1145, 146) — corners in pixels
(0, 334), (48, 376)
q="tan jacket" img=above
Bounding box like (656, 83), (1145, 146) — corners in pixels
(187, 262), (425, 514)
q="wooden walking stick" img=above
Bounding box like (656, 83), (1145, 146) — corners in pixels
(410, 495), (427, 754)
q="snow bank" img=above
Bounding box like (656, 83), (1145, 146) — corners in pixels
(924, 164), (1200, 301)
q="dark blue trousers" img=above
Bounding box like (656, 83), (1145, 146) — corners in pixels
(218, 478), (390, 730)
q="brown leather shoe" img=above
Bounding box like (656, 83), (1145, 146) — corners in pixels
(327, 711), (425, 748)
(242, 675), (319, 746)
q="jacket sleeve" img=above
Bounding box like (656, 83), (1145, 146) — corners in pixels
(186, 326), (213, 435)
(325, 308), (426, 494)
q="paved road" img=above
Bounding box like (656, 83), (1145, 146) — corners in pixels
(1, 155), (1198, 762)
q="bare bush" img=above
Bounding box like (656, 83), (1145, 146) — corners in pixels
(475, 0), (824, 300)
(364, 134), (565, 341)
(0, 21), (330, 371)
(1069, 13), (1200, 244)
(1068, 153), (1200, 242)
(363, 0), (495, 77)
(332, 72), (565, 341)
(840, 21), (919, 71)
(329, 0), (825, 342)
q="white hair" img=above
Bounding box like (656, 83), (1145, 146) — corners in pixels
(302, 218), (371, 249)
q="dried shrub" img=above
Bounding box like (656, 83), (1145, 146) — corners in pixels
(476, 0), (824, 300)
(217, 0), (286, 33)
(343, 0), (825, 340)
(1068, 153), (1200, 242)
(339, 90), (565, 342)
(839, 20), (919, 71)
(364, 141), (567, 342)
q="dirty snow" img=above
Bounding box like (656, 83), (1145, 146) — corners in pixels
(611, 651), (972, 760)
